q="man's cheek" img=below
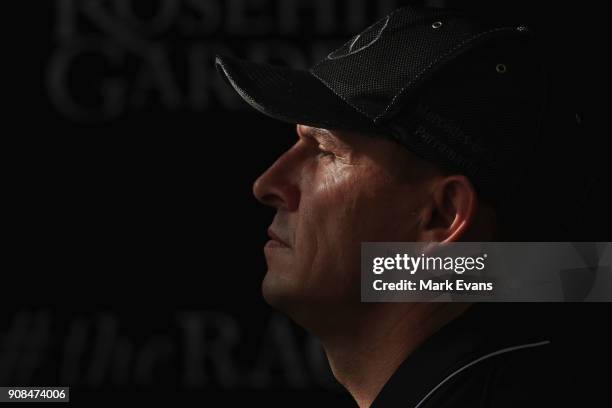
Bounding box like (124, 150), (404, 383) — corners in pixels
(312, 162), (355, 195)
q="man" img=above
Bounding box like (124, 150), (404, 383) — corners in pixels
(216, 6), (590, 407)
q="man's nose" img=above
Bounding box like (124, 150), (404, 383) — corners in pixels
(252, 152), (300, 211)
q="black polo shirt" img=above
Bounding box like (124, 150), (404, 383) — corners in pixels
(371, 304), (589, 407)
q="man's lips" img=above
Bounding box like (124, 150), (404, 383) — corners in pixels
(267, 228), (291, 248)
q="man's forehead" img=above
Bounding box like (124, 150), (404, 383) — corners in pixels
(296, 124), (334, 140)
(296, 125), (365, 146)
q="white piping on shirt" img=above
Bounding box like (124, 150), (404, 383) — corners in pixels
(414, 340), (551, 408)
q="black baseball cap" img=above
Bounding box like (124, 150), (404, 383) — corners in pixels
(215, 6), (579, 221)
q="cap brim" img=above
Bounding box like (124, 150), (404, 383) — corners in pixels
(215, 55), (378, 132)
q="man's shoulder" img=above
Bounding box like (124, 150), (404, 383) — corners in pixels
(372, 305), (594, 408)
(422, 340), (584, 408)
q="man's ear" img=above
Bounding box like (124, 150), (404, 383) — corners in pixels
(419, 175), (477, 242)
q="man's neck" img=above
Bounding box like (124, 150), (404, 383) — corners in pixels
(320, 303), (472, 408)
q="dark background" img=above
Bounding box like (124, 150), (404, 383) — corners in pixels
(4, 0), (609, 406)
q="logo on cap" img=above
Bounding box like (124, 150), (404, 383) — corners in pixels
(327, 16), (390, 60)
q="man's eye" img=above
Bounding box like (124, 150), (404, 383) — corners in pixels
(317, 145), (335, 159)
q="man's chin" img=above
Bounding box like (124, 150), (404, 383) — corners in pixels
(261, 274), (356, 337)
(260, 270), (319, 321)
(261, 270), (295, 308)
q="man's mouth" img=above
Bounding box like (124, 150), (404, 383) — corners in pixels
(267, 228), (291, 248)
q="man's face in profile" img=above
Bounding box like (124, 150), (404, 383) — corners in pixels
(253, 124), (442, 320)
